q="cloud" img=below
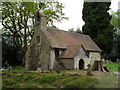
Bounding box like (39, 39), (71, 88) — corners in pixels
(55, 0), (119, 31)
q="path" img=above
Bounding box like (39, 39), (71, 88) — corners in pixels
(92, 71), (118, 88)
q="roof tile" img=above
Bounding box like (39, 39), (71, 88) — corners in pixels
(47, 28), (101, 52)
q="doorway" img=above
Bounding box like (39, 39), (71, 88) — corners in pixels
(79, 59), (84, 70)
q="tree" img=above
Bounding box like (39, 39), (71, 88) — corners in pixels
(111, 10), (120, 34)
(110, 10), (120, 60)
(82, 1), (114, 57)
(2, 34), (23, 66)
(2, 1), (67, 65)
(2, 1), (67, 52)
(76, 27), (82, 34)
(68, 27), (82, 34)
(68, 28), (74, 32)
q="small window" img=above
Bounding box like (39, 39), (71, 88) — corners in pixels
(36, 36), (41, 45)
(55, 48), (59, 58)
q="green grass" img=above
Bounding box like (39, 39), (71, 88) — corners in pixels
(2, 69), (97, 88)
(94, 71), (118, 88)
(61, 70), (86, 73)
(2, 66), (118, 88)
(2, 66), (26, 72)
(103, 62), (120, 71)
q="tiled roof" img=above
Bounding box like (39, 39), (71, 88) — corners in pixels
(59, 45), (82, 59)
(47, 28), (101, 52)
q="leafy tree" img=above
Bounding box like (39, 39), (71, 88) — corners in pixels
(68, 28), (74, 32)
(76, 27), (82, 34)
(2, 1), (67, 53)
(110, 10), (120, 60)
(2, 34), (23, 66)
(2, 1), (67, 65)
(111, 10), (120, 34)
(68, 27), (82, 34)
(82, 1), (114, 57)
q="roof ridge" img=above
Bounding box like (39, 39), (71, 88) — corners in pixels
(47, 27), (89, 37)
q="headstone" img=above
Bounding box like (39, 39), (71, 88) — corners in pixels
(4, 61), (9, 69)
(116, 58), (120, 64)
(8, 66), (12, 71)
(109, 60), (112, 64)
(102, 58), (105, 64)
(37, 67), (42, 71)
(105, 60), (109, 64)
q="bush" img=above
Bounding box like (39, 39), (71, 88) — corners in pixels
(2, 35), (24, 66)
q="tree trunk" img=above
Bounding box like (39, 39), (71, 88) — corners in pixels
(92, 61), (104, 71)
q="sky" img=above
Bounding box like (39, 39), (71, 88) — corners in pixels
(55, 0), (120, 31)
(0, 0), (119, 31)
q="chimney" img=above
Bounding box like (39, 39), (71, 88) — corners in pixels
(35, 12), (47, 33)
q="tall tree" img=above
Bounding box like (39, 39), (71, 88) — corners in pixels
(2, 1), (68, 65)
(2, 1), (67, 54)
(82, 1), (114, 57)
(2, 35), (23, 66)
(68, 27), (82, 34)
(111, 10), (120, 34)
(110, 10), (120, 60)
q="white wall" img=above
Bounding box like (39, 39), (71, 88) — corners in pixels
(74, 47), (101, 69)
(74, 58), (90, 69)
(74, 46), (89, 69)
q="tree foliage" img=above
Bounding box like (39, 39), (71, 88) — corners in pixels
(2, 35), (23, 66)
(68, 27), (82, 34)
(82, 1), (114, 57)
(111, 10), (120, 34)
(110, 10), (120, 60)
(2, 1), (67, 53)
(2, 1), (67, 65)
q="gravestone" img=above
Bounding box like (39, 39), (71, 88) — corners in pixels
(116, 58), (120, 64)
(102, 58), (105, 64)
(105, 60), (109, 64)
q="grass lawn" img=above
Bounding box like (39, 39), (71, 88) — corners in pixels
(2, 70), (97, 88)
(93, 71), (118, 88)
(2, 66), (26, 72)
(103, 62), (120, 71)
(2, 66), (118, 88)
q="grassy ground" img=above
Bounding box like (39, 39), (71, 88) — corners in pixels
(2, 66), (26, 72)
(93, 71), (118, 88)
(2, 64), (118, 88)
(2, 70), (97, 88)
(103, 62), (120, 71)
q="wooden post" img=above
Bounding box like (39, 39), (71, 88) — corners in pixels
(92, 61), (103, 71)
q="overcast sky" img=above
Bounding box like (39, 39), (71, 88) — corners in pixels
(0, 0), (119, 31)
(55, 0), (120, 31)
